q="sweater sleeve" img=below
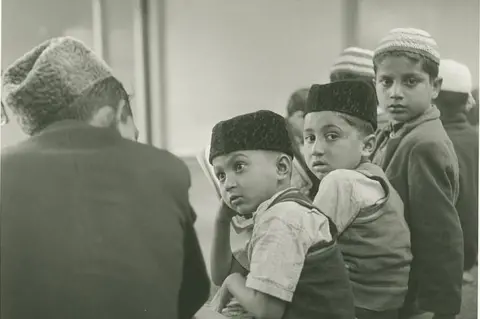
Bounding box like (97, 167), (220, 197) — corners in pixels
(407, 141), (463, 315)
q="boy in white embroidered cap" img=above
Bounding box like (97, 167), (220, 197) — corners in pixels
(371, 28), (463, 319)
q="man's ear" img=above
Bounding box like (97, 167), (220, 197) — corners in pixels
(89, 105), (115, 127)
(115, 99), (127, 122)
(361, 133), (377, 158)
(276, 154), (292, 178)
(432, 77), (443, 100)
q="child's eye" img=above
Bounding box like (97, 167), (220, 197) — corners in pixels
(216, 172), (226, 182)
(304, 135), (315, 143)
(405, 77), (419, 86)
(380, 78), (393, 87)
(234, 163), (246, 173)
(325, 133), (339, 141)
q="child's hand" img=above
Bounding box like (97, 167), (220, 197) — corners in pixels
(209, 283), (233, 313)
(216, 201), (237, 223)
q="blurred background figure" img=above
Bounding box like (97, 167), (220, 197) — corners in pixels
(329, 47), (389, 129)
(286, 88), (309, 147)
(435, 59), (479, 282)
(467, 88), (479, 128)
(285, 88), (320, 199)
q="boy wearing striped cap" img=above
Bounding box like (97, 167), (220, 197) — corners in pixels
(330, 47), (376, 82)
(330, 47), (389, 129)
(371, 28), (463, 319)
(435, 59), (478, 278)
(304, 80), (412, 319)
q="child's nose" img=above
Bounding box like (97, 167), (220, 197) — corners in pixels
(312, 140), (325, 155)
(389, 82), (405, 101)
(224, 175), (237, 191)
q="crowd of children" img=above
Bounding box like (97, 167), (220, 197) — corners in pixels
(201, 27), (478, 319)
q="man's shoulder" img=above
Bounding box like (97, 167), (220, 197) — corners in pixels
(120, 141), (188, 170)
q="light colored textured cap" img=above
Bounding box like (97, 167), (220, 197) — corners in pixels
(439, 59), (472, 93)
(373, 28), (440, 64)
(331, 47), (374, 78)
(2, 36), (113, 135)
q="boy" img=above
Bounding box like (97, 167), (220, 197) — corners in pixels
(435, 59), (478, 280)
(371, 28), (464, 319)
(205, 110), (355, 319)
(304, 80), (412, 319)
(330, 47), (389, 129)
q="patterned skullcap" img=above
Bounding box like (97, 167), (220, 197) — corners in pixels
(330, 47), (374, 79)
(306, 80), (378, 130)
(373, 28), (440, 64)
(2, 36), (114, 135)
(209, 110), (294, 163)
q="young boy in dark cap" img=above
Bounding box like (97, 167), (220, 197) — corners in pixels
(435, 59), (478, 281)
(371, 28), (464, 319)
(304, 80), (412, 319)
(204, 110), (355, 319)
(1, 37), (210, 319)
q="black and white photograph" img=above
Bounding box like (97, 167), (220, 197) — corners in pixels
(1, 1), (479, 318)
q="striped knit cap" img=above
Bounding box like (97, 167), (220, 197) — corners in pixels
(330, 47), (374, 78)
(373, 28), (440, 64)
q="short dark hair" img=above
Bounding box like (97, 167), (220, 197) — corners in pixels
(435, 91), (469, 116)
(336, 112), (375, 137)
(286, 88), (309, 117)
(373, 51), (439, 80)
(57, 76), (133, 123)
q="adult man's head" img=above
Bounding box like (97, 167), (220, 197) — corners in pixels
(2, 37), (138, 140)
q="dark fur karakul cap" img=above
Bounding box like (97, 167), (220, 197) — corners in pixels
(209, 110), (294, 164)
(306, 80), (378, 130)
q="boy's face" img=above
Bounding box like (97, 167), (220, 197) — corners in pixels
(375, 55), (442, 123)
(303, 111), (375, 180)
(212, 150), (291, 215)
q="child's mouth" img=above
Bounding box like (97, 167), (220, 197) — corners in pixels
(311, 161), (329, 172)
(388, 105), (408, 114)
(229, 195), (243, 205)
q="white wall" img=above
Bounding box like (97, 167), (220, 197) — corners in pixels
(358, 0), (479, 85)
(2, 0), (479, 155)
(164, 0), (344, 156)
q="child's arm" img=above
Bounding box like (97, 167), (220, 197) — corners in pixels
(224, 273), (286, 319)
(210, 202), (247, 286)
(230, 207), (328, 319)
(408, 141), (463, 316)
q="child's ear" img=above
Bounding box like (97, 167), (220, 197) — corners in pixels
(432, 76), (443, 100)
(361, 134), (377, 158)
(276, 154), (292, 178)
